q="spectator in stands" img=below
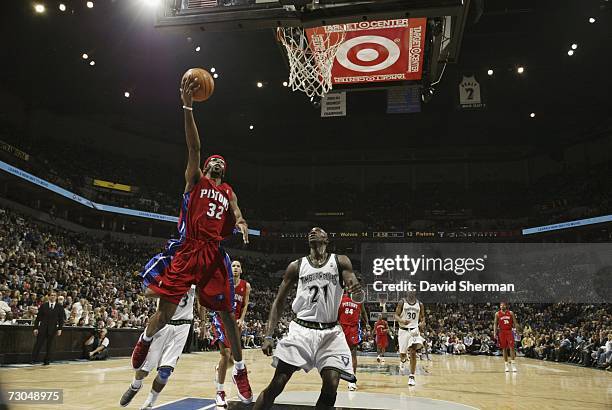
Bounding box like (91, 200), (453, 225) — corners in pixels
(521, 333), (536, 358)
(0, 309), (13, 325)
(454, 338), (466, 355)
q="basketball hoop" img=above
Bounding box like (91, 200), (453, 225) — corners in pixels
(277, 25), (346, 98)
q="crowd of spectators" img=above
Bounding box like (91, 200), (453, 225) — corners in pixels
(2, 123), (610, 233)
(1, 206), (610, 371)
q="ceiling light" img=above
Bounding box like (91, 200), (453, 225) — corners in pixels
(89, 60), (95, 66)
(256, 82), (263, 88)
(571, 43), (578, 50)
(530, 112), (535, 118)
(213, 73), (218, 79)
(87, 1), (94, 9)
(588, 17), (596, 23)
(210, 67), (215, 73)
(195, 46), (201, 52)
(487, 69), (493, 76)
(82, 53), (89, 59)
(282, 81), (288, 86)
(249, 125), (254, 130)
(567, 50), (574, 56)
(517, 66), (525, 74)
(34, 4), (45, 13)
(59, 3), (66, 11)
(143, 0), (160, 7)
(124, 92), (130, 98)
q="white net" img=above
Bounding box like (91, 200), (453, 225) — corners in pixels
(277, 25), (346, 98)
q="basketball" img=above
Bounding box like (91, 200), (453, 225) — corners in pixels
(182, 68), (214, 102)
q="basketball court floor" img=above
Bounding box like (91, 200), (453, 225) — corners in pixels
(2, 350), (610, 409)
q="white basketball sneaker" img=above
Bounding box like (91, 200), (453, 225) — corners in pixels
(381, 357), (386, 364)
(408, 375), (416, 386)
(399, 361), (406, 371)
(348, 382), (357, 391)
(511, 362), (517, 373)
(504, 362), (510, 372)
(216, 390), (228, 408)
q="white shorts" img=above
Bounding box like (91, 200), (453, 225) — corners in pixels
(273, 321), (355, 382)
(141, 323), (190, 373)
(398, 327), (425, 353)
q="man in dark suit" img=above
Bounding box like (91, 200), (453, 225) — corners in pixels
(31, 291), (64, 365)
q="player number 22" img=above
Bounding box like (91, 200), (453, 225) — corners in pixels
(206, 203), (224, 220)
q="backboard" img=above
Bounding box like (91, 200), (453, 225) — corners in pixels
(158, 0), (472, 97)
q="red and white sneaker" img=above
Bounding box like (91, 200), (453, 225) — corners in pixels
(215, 390), (227, 408)
(232, 366), (253, 404)
(131, 335), (151, 369)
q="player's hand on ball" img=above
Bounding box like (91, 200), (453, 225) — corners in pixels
(180, 75), (200, 107)
(262, 338), (274, 356)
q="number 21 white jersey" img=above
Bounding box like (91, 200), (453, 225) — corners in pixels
(292, 254), (344, 323)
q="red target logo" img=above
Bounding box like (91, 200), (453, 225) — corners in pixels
(336, 35), (401, 73)
(329, 18), (427, 85)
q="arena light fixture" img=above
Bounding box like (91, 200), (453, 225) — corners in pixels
(142, 0), (160, 7)
(487, 69), (493, 76)
(517, 66), (525, 74)
(82, 53), (89, 59)
(282, 81), (288, 87)
(195, 46), (201, 52)
(530, 112), (535, 118)
(124, 92), (130, 98)
(567, 50), (574, 56)
(588, 17), (596, 23)
(249, 125), (254, 130)
(34, 4), (45, 13)
(256, 82), (263, 88)
(210, 67), (216, 73)
(59, 3), (66, 11)
(213, 73), (218, 79)
(87, 1), (94, 9)
(89, 60), (95, 66)
(571, 43), (578, 50)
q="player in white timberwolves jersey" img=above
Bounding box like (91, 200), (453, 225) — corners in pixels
(254, 227), (363, 410)
(120, 285), (196, 409)
(394, 290), (425, 386)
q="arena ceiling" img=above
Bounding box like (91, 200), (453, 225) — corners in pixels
(2, 0), (611, 159)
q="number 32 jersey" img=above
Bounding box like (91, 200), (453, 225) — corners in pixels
(292, 254), (344, 323)
(183, 176), (236, 242)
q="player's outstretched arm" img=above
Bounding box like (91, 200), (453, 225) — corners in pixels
(229, 193), (249, 244)
(181, 76), (203, 192)
(360, 304), (370, 330)
(394, 301), (404, 324)
(511, 311), (520, 332)
(337, 255), (361, 295)
(261, 261), (299, 356)
(238, 282), (251, 328)
(419, 301), (426, 329)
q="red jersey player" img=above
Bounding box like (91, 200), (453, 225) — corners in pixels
(211, 260), (251, 407)
(338, 290), (370, 391)
(493, 302), (520, 372)
(130, 75), (252, 403)
(375, 317), (389, 364)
